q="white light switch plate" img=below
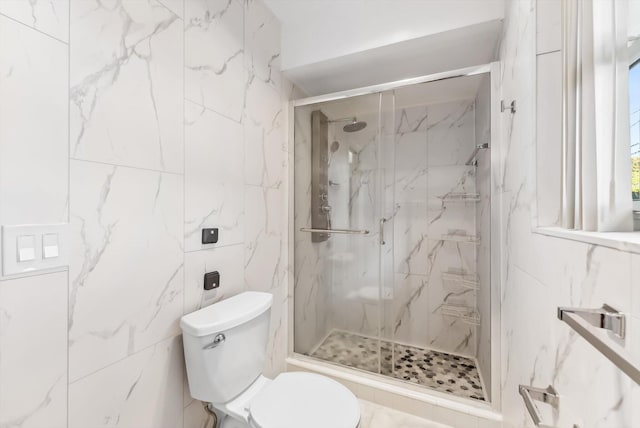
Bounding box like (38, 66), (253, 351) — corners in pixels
(1, 224), (69, 277)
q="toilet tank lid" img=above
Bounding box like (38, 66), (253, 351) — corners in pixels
(180, 292), (273, 336)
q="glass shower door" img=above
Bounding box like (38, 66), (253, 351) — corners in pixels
(293, 92), (386, 376)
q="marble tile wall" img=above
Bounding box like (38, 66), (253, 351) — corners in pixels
(0, 1), (290, 427)
(499, 1), (640, 427)
(392, 101), (480, 359)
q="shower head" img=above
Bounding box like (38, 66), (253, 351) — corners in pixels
(328, 116), (368, 132)
(343, 119), (367, 132)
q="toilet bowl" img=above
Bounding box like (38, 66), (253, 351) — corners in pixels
(180, 291), (360, 428)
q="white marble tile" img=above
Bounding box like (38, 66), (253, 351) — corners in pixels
(0, 14), (68, 227)
(70, 0), (184, 173)
(632, 254), (640, 319)
(536, 0), (561, 54)
(0, 272), (68, 428)
(184, 100), (244, 251)
(396, 106), (429, 135)
(426, 239), (477, 357)
(394, 203), (429, 276)
(359, 399), (452, 428)
(0, 0), (69, 42)
(244, 185), (285, 292)
(244, 184), (287, 375)
(394, 131), (428, 203)
(426, 166), (477, 239)
(69, 336), (183, 428)
(244, 74), (286, 188)
(183, 244), (245, 315)
(244, 0), (281, 89)
(69, 160), (184, 381)
(263, 282), (288, 376)
(159, 0), (184, 19)
(426, 100), (475, 167)
(390, 274), (430, 347)
(185, 0), (244, 122)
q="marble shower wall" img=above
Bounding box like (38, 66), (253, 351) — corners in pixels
(0, 1), (290, 427)
(499, 1), (640, 427)
(391, 101), (480, 359)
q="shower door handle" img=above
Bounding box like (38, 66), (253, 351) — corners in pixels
(379, 218), (387, 245)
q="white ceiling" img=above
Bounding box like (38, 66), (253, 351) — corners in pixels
(283, 20), (502, 96)
(264, 0), (504, 70)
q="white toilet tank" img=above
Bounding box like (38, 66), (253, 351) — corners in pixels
(180, 292), (272, 404)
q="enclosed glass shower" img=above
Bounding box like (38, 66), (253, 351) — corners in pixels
(293, 70), (495, 403)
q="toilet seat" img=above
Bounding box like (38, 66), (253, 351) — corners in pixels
(248, 372), (360, 428)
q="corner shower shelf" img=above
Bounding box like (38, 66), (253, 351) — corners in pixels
(435, 193), (480, 203)
(440, 233), (480, 243)
(440, 304), (481, 326)
(442, 271), (479, 290)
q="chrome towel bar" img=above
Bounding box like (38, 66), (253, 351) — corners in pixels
(300, 228), (370, 235)
(558, 304), (640, 385)
(518, 384), (559, 428)
(557, 304), (625, 338)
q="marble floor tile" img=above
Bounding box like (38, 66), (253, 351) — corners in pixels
(359, 400), (452, 428)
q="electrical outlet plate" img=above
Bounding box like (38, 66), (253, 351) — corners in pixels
(204, 271), (220, 290)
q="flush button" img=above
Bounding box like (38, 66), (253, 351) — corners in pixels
(16, 235), (35, 262)
(42, 233), (59, 259)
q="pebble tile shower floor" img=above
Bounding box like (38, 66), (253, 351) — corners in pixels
(311, 331), (486, 401)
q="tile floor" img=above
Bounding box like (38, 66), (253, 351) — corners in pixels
(359, 400), (452, 428)
(311, 330), (486, 401)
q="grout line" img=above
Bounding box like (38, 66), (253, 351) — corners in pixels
(70, 157), (184, 176)
(536, 48), (561, 57)
(67, 2), (71, 426)
(156, 0), (182, 19)
(181, 2), (187, 423)
(0, 11), (68, 45)
(68, 333), (183, 385)
(184, 97), (243, 125)
(184, 242), (245, 254)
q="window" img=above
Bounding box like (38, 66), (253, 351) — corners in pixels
(630, 59), (640, 209)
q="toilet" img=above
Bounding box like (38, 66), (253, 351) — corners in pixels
(180, 291), (361, 428)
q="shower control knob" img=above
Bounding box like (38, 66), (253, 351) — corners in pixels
(320, 193), (328, 201)
(321, 205), (331, 213)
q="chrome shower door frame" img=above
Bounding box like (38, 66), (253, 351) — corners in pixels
(286, 62), (503, 413)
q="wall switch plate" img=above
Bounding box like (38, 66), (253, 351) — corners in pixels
(42, 233), (59, 259)
(17, 235), (36, 262)
(204, 271), (220, 290)
(201, 228), (219, 244)
(2, 223), (69, 277)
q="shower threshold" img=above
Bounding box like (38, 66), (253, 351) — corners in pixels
(310, 330), (486, 401)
